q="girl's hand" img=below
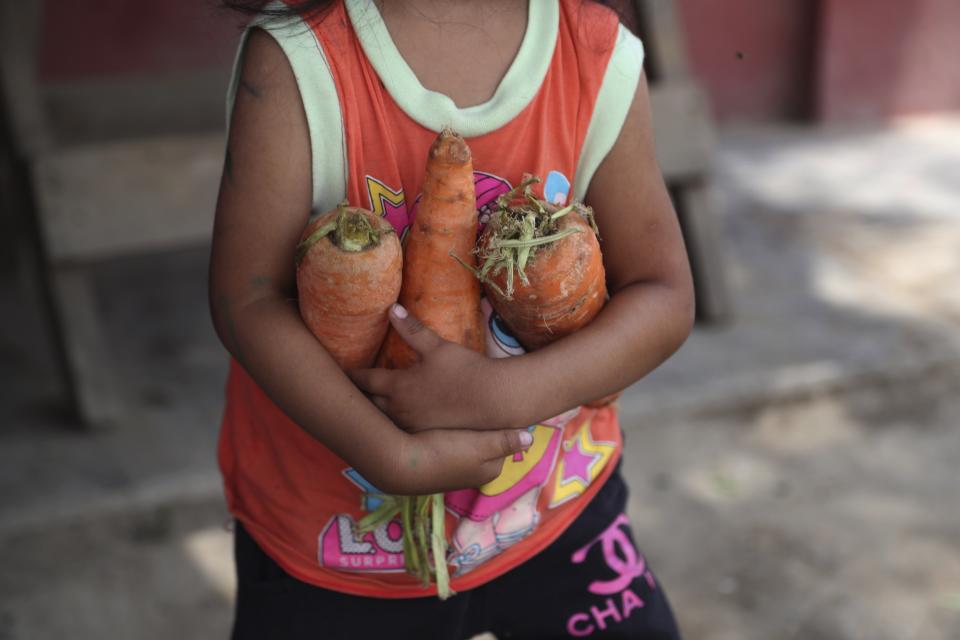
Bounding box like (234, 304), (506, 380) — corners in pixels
(348, 305), (516, 432)
(384, 426), (533, 495)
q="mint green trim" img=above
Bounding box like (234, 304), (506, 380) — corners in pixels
(345, 0), (559, 137)
(573, 25), (645, 200)
(225, 3), (347, 214)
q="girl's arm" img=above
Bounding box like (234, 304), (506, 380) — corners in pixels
(352, 73), (694, 430)
(209, 30), (531, 494)
(502, 73), (695, 420)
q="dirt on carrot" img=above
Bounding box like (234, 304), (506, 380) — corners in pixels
(464, 177), (620, 407)
(377, 129), (484, 369)
(473, 178), (607, 350)
(296, 204), (402, 370)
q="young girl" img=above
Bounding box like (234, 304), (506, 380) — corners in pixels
(210, 0), (694, 637)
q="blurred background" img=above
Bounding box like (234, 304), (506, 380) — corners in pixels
(1, 1), (958, 638)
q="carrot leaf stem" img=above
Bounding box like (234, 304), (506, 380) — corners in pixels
(449, 250), (480, 277)
(461, 175), (598, 300)
(422, 514), (432, 584)
(336, 209), (382, 252)
(525, 190), (546, 214)
(492, 226), (582, 249)
(295, 219), (338, 265)
(355, 495), (400, 533)
(496, 175), (541, 210)
(400, 497), (421, 578)
(515, 212), (536, 278)
(549, 203), (576, 221)
(295, 205), (392, 266)
(431, 492), (454, 600)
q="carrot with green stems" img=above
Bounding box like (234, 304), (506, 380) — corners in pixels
(460, 177), (619, 407)
(295, 204), (402, 369)
(366, 128), (482, 599)
(471, 177), (606, 349)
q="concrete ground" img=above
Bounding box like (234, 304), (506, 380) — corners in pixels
(1, 118), (959, 639)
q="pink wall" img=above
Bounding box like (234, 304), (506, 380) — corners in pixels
(34, 0), (960, 123)
(38, 0), (239, 81)
(38, 0), (817, 125)
(675, 0), (816, 122)
(817, 0), (960, 122)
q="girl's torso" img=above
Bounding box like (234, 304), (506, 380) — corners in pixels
(376, 0), (528, 109)
(219, 0), (646, 598)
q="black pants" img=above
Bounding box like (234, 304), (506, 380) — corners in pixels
(232, 468), (681, 639)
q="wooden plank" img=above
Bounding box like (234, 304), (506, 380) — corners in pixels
(672, 182), (732, 322)
(32, 133), (225, 263)
(649, 82), (715, 179)
(634, 0), (691, 80)
(634, 0), (731, 322)
(49, 266), (125, 429)
(43, 69), (229, 146)
(0, 0), (52, 156)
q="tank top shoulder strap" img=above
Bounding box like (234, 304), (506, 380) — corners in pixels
(225, 1), (348, 213)
(556, 0), (646, 198)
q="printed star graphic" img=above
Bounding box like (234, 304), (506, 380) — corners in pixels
(549, 420), (616, 508)
(365, 176), (407, 222)
(562, 437), (600, 485)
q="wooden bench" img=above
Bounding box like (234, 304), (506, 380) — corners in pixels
(632, 0), (732, 323)
(1, 1), (224, 429)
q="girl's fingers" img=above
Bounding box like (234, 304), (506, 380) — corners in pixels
(389, 304), (444, 354)
(346, 367), (392, 395)
(368, 395), (390, 414)
(480, 429), (534, 462)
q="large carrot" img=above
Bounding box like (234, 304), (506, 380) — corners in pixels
(367, 128), (482, 599)
(377, 128), (484, 368)
(465, 178), (619, 407)
(296, 204), (402, 369)
(474, 178), (606, 349)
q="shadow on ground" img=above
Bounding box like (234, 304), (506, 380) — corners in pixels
(1, 120), (959, 639)
(619, 120), (960, 640)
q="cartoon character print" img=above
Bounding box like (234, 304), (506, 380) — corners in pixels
(475, 171), (514, 225)
(445, 300), (580, 576)
(405, 171), (514, 236)
(367, 168), (570, 236)
(365, 175), (408, 233)
(316, 469), (406, 573)
(444, 423), (562, 574)
(543, 170), (571, 206)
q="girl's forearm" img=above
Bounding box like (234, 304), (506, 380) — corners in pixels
(212, 293), (407, 489)
(495, 279), (694, 428)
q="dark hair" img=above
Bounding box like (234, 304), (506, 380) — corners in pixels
(222, 0), (628, 23)
(221, 0), (337, 19)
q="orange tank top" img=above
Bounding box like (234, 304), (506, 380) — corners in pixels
(219, 0), (636, 598)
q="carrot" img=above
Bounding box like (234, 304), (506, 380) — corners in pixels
(377, 128), (484, 368)
(368, 128), (482, 600)
(473, 177), (606, 349)
(295, 204), (402, 369)
(462, 177), (619, 407)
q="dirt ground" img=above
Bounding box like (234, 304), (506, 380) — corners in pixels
(2, 369), (957, 640)
(1, 120), (958, 639)
(624, 366), (960, 640)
